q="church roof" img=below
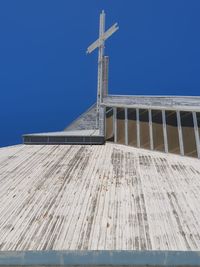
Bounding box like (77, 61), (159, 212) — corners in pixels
(103, 95), (200, 111)
(64, 104), (97, 131)
(0, 142), (200, 252)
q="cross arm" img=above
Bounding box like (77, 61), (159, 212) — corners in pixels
(103, 23), (119, 43)
(87, 39), (102, 54)
(86, 23), (119, 54)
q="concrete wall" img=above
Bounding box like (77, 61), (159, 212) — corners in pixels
(166, 111), (180, 154)
(180, 111), (197, 157)
(139, 109), (150, 149)
(117, 108), (125, 144)
(105, 107), (114, 141)
(152, 110), (164, 152)
(128, 109), (137, 146)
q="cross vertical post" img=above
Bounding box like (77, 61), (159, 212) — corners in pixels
(87, 11), (119, 130)
(96, 10), (105, 128)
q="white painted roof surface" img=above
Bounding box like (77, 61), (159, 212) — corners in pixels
(103, 95), (200, 111)
(0, 143), (200, 251)
(65, 104), (97, 131)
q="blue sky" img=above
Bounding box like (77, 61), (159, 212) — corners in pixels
(0, 0), (200, 147)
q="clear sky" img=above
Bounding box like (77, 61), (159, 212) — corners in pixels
(0, 0), (200, 147)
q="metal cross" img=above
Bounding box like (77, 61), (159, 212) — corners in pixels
(87, 10), (119, 128)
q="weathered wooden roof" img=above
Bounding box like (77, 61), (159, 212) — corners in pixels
(103, 95), (200, 111)
(0, 142), (200, 251)
(65, 104), (97, 131)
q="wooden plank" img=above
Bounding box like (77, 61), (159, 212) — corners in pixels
(136, 108), (140, 148)
(162, 110), (168, 153)
(125, 108), (128, 145)
(177, 110), (184, 156)
(149, 109), (154, 150)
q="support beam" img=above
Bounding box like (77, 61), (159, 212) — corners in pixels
(192, 111), (200, 158)
(99, 106), (105, 136)
(125, 108), (128, 145)
(136, 108), (140, 148)
(104, 108), (107, 137)
(102, 56), (109, 97)
(177, 110), (184, 156)
(149, 109), (154, 150)
(113, 107), (117, 143)
(162, 110), (168, 153)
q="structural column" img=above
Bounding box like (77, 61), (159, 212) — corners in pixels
(125, 108), (128, 145)
(99, 106), (105, 136)
(136, 108), (140, 148)
(162, 110), (168, 153)
(113, 107), (117, 143)
(176, 110), (184, 156)
(148, 109), (153, 150)
(192, 111), (200, 158)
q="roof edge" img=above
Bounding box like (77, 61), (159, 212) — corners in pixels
(0, 250), (200, 266)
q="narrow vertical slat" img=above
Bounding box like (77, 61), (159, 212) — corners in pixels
(99, 106), (105, 136)
(162, 110), (168, 153)
(149, 109), (154, 150)
(192, 111), (200, 158)
(177, 110), (184, 156)
(136, 108), (140, 148)
(104, 108), (107, 138)
(113, 107), (117, 143)
(125, 108), (128, 145)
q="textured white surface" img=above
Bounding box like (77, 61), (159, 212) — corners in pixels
(0, 143), (200, 251)
(65, 104), (97, 131)
(103, 95), (200, 111)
